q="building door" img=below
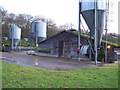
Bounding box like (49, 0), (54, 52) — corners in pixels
(63, 41), (71, 57)
(58, 41), (64, 57)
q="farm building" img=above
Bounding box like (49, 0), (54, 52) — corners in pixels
(39, 30), (89, 58)
(38, 30), (117, 62)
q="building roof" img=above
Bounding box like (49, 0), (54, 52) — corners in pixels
(39, 30), (88, 44)
(39, 29), (120, 47)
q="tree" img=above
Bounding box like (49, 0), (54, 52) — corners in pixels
(46, 18), (60, 38)
(15, 14), (33, 38)
(58, 23), (75, 31)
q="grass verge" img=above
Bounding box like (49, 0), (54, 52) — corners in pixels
(1, 60), (119, 88)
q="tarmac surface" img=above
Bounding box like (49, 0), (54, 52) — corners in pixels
(1, 51), (100, 70)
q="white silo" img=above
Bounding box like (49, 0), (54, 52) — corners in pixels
(30, 20), (47, 43)
(80, 0), (106, 64)
(81, 0), (105, 47)
(36, 20), (47, 42)
(9, 24), (21, 50)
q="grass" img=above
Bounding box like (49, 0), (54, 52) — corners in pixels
(1, 60), (119, 88)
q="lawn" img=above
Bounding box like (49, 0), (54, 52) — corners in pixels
(1, 60), (119, 88)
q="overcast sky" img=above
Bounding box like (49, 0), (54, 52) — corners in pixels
(0, 0), (119, 34)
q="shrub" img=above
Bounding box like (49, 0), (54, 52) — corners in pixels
(38, 48), (50, 53)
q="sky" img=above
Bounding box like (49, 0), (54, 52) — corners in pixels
(0, 0), (119, 34)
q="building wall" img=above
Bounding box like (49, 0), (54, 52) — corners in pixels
(39, 31), (89, 58)
(39, 31), (118, 62)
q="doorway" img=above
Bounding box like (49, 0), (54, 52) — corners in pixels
(58, 41), (64, 57)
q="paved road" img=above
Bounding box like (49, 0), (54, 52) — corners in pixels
(1, 52), (98, 70)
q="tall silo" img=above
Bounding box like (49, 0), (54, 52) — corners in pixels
(9, 24), (21, 50)
(81, 0), (105, 47)
(30, 20), (47, 43)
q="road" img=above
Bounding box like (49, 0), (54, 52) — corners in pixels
(1, 52), (98, 70)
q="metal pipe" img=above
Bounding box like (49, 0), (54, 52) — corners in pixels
(105, 29), (108, 63)
(11, 26), (14, 52)
(78, 0), (81, 62)
(35, 21), (38, 52)
(89, 36), (92, 61)
(105, 0), (109, 63)
(94, 0), (98, 65)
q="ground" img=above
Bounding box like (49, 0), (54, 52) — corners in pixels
(1, 52), (100, 70)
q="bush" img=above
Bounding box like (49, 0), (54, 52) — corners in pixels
(2, 39), (10, 46)
(38, 48), (50, 53)
(19, 40), (29, 46)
